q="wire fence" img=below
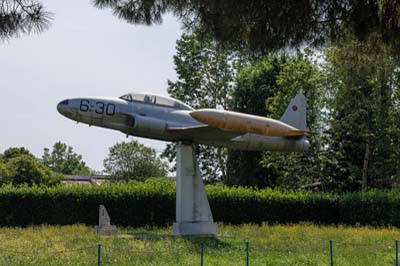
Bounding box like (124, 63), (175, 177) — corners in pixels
(0, 239), (399, 265)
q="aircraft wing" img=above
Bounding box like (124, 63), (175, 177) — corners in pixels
(166, 125), (242, 141)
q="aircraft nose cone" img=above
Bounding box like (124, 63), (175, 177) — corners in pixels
(57, 99), (69, 115)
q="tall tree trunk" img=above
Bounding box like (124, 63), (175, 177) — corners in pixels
(217, 147), (227, 182)
(362, 143), (370, 192)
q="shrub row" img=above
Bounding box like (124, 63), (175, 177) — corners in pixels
(0, 180), (400, 227)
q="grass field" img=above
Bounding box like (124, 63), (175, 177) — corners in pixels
(0, 223), (399, 265)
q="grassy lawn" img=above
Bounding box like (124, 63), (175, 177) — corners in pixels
(0, 223), (399, 265)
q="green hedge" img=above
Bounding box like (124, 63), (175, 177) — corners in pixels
(0, 180), (400, 227)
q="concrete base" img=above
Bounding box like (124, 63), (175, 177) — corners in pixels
(173, 222), (218, 236)
(174, 143), (217, 236)
(94, 225), (117, 235)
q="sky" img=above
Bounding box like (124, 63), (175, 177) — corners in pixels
(0, 1), (183, 171)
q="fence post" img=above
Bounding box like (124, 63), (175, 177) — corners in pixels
(246, 241), (249, 266)
(200, 242), (204, 266)
(329, 240), (333, 266)
(97, 243), (101, 266)
(396, 240), (398, 266)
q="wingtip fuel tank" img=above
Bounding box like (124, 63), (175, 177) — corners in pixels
(190, 109), (307, 137)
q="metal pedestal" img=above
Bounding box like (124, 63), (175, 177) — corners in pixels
(173, 143), (217, 236)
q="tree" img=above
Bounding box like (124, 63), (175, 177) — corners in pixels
(4, 155), (63, 186)
(323, 34), (400, 191)
(92, 0), (400, 55)
(0, 160), (13, 185)
(104, 140), (167, 181)
(41, 142), (91, 175)
(167, 31), (235, 109)
(162, 30), (236, 182)
(261, 51), (326, 189)
(226, 55), (287, 187)
(0, 147), (64, 186)
(226, 52), (325, 189)
(2, 147), (33, 160)
(0, 0), (52, 40)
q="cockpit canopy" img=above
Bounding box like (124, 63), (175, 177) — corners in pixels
(119, 92), (193, 111)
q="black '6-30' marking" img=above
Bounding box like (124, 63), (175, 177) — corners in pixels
(80, 100), (115, 115)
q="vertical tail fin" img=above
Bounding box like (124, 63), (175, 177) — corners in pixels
(280, 93), (307, 130)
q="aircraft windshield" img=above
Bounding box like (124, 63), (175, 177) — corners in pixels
(119, 93), (193, 110)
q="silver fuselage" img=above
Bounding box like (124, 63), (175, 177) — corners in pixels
(57, 96), (309, 152)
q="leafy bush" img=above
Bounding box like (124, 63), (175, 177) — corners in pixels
(104, 140), (167, 181)
(42, 142), (91, 175)
(0, 161), (13, 184)
(0, 180), (399, 227)
(4, 155), (64, 186)
(0, 147), (64, 186)
(2, 147), (33, 160)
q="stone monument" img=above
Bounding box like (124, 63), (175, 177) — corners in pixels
(94, 205), (117, 234)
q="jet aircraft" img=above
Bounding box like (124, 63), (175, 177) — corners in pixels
(57, 92), (309, 152)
